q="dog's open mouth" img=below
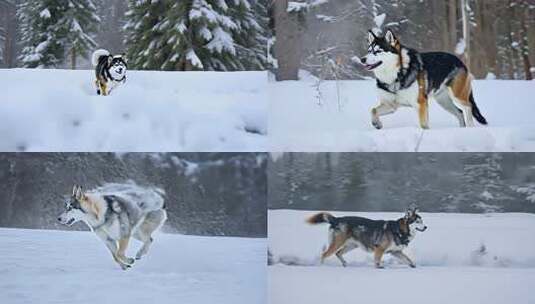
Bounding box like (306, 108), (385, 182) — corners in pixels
(365, 61), (382, 71)
(66, 218), (75, 226)
(416, 226), (427, 232)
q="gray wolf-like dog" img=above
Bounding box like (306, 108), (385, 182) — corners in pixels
(58, 184), (167, 270)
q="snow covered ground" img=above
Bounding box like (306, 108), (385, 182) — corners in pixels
(1, 69), (267, 152)
(269, 76), (535, 151)
(0, 228), (266, 304)
(269, 210), (535, 304)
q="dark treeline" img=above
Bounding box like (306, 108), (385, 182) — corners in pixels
(272, 0), (535, 80)
(269, 153), (535, 213)
(0, 153), (267, 237)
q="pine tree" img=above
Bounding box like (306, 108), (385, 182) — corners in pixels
(18, 0), (99, 69)
(123, 0), (169, 70)
(447, 154), (511, 213)
(124, 0), (267, 71)
(18, 1), (65, 68)
(60, 0), (100, 69)
(228, 0), (268, 70)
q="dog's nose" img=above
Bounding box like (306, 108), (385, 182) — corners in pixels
(57, 217), (61, 222)
(360, 57), (367, 64)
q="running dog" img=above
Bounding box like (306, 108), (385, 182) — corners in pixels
(57, 184), (167, 270)
(92, 49), (127, 96)
(307, 206), (427, 268)
(360, 29), (487, 129)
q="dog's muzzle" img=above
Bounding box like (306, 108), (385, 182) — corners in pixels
(361, 59), (383, 71)
(416, 226), (428, 232)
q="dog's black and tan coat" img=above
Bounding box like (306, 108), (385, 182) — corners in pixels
(307, 207), (427, 268)
(362, 29), (487, 129)
(91, 49), (127, 96)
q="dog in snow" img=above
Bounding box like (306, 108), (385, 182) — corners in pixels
(360, 29), (487, 129)
(92, 49), (127, 96)
(307, 205), (427, 268)
(57, 184), (167, 270)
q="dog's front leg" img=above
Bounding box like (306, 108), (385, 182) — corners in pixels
(94, 229), (131, 270)
(391, 251), (416, 268)
(373, 247), (386, 268)
(417, 73), (429, 129)
(117, 237), (135, 266)
(371, 102), (397, 130)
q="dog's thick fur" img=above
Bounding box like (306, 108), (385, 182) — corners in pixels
(92, 49), (127, 96)
(58, 184), (167, 270)
(361, 29), (487, 129)
(307, 207), (427, 268)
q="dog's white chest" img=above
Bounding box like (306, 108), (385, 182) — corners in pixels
(395, 82), (419, 107)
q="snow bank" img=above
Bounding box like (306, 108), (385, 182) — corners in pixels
(269, 210), (535, 267)
(269, 78), (535, 151)
(0, 228), (266, 304)
(1, 69), (267, 152)
(269, 210), (535, 304)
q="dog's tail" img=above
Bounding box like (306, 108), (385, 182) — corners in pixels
(470, 92), (488, 125)
(92, 49), (110, 66)
(306, 212), (335, 225)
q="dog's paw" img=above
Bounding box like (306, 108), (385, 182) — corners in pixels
(372, 119), (383, 130)
(124, 257), (135, 265)
(120, 263), (131, 270)
(409, 264), (416, 268)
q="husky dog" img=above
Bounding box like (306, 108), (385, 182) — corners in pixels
(92, 49), (127, 96)
(57, 184), (167, 270)
(360, 29), (487, 129)
(307, 206), (427, 268)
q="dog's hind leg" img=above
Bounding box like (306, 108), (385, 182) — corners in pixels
(335, 244), (356, 267)
(133, 209), (167, 260)
(434, 91), (466, 127)
(447, 70), (474, 127)
(390, 251), (416, 268)
(321, 230), (348, 264)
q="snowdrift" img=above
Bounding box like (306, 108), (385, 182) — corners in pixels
(0, 228), (266, 304)
(1, 69), (267, 152)
(269, 77), (535, 151)
(268, 210), (535, 304)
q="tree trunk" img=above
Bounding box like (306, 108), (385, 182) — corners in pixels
(447, 0), (458, 52)
(71, 47), (76, 70)
(518, 0), (533, 80)
(273, 0), (304, 81)
(461, 0), (471, 70)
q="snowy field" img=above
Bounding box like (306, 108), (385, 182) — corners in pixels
(1, 69), (267, 152)
(269, 76), (535, 151)
(268, 210), (535, 304)
(0, 228), (266, 304)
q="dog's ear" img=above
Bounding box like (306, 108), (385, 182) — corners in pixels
(121, 53), (128, 64)
(385, 29), (397, 47)
(72, 184), (78, 197)
(107, 56), (113, 65)
(367, 30), (376, 45)
(75, 185), (83, 200)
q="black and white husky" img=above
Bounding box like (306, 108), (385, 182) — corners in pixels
(91, 49), (127, 96)
(57, 184), (167, 270)
(307, 206), (427, 268)
(360, 29), (487, 129)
